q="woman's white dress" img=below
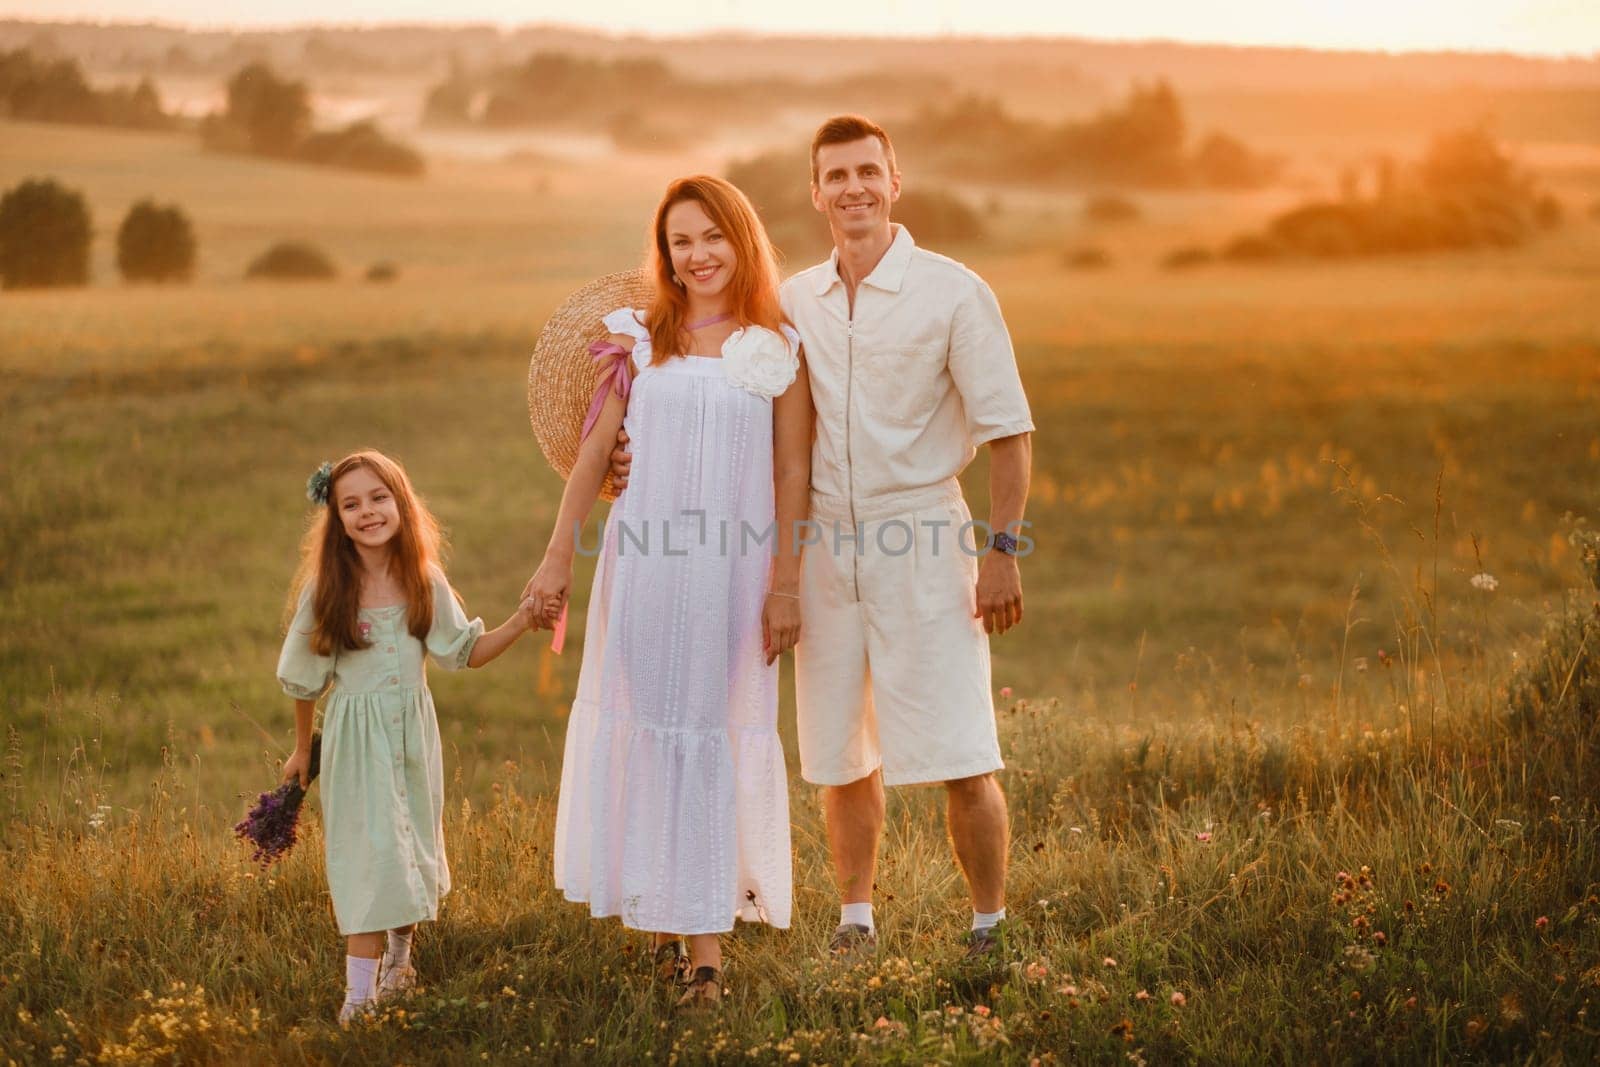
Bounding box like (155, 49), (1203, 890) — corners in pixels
(553, 308), (799, 934)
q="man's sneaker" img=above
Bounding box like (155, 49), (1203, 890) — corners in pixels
(375, 953), (417, 1000)
(828, 922), (878, 957)
(962, 921), (1008, 961)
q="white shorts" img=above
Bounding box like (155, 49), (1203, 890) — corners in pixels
(794, 480), (1003, 787)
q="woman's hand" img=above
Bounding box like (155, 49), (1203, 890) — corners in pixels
(282, 746), (312, 789)
(517, 596), (544, 631)
(763, 593), (801, 665)
(522, 559), (572, 629)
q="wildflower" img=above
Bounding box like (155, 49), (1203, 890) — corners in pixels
(1195, 831), (1212, 843)
(973, 1005), (991, 1018)
(1058, 984), (1080, 997)
(1024, 961), (1049, 981)
(999, 686), (1013, 699)
(1373, 931), (1387, 946)
(1135, 989), (1150, 1001)
(1110, 1017), (1134, 1041)
(1469, 572), (1498, 592)
(1169, 991), (1186, 1007)
(1404, 996), (1418, 1010)
(1103, 957), (1118, 969)
(234, 733), (322, 867)
(1536, 915), (1550, 931)
(1378, 648), (1391, 666)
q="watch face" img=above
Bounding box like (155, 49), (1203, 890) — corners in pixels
(993, 531), (1018, 554)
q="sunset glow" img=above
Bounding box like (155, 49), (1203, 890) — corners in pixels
(11, 0), (1600, 57)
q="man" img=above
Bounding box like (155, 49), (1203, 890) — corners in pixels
(613, 114), (1033, 958)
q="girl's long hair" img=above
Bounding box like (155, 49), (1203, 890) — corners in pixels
(285, 449), (444, 655)
(646, 175), (786, 364)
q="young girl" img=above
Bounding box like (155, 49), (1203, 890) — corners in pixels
(524, 176), (813, 1007)
(276, 449), (535, 1025)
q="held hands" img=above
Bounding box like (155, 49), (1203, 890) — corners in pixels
(281, 746), (311, 789)
(521, 559), (572, 631)
(975, 552), (1024, 636)
(763, 592), (801, 665)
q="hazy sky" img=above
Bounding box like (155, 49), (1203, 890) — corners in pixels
(10, 0), (1600, 57)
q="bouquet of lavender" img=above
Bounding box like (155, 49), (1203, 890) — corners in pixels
(234, 732), (321, 867)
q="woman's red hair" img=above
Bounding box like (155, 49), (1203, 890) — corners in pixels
(285, 449), (446, 655)
(645, 175), (786, 364)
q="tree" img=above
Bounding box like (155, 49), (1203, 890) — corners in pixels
(223, 62), (311, 157)
(117, 200), (196, 283)
(0, 177), (91, 289)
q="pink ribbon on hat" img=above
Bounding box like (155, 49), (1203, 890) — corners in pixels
(550, 338), (633, 654)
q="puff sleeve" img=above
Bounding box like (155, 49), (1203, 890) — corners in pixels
(277, 587), (335, 700)
(603, 307), (653, 373)
(425, 566), (485, 671)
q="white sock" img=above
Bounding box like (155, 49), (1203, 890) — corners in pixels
(972, 907), (1006, 932)
(841, 902), (875, 932)
(386, 929), (413, 969)
(344, 955), (379, 1006)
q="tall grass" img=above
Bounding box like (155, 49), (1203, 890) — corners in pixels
(3, 538), (1596, 1062)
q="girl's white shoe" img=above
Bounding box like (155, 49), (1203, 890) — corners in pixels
(376, 953), (417, 1000)
(337, 998), (375, 1028)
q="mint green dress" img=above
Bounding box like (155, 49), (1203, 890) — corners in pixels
(276, 565), (484, 935)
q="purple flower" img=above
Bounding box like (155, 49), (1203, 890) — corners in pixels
(234, 731), (321, 867)
(234, 781), (307, 867)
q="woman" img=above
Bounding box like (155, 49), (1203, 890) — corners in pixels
(524, 175), (813, 1007)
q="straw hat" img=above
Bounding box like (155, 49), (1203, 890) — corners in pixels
(527, 268), (655, 502)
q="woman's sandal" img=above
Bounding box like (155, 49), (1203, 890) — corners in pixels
(652, 939), (690, 985)
(674, 965), (724, 1009)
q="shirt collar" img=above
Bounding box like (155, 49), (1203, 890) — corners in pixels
(813, 225), (916, 296)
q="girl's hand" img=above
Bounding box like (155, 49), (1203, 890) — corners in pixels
(282, 746), (311, 789)
(522, 559), (572, 628)
(763, 593), (802, 665)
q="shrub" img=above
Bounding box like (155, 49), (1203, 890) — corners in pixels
(1224, 127), (1556, 261)
(1221, 233), (1285, 262)
(1083, 194), (1141, 223)
(296, 121), (425, 177)
(1064, 246), (1112, 270)
(116, 200), (195, 283)
(0, 177), (91, 289)
(245, 242), (337, 281)
(1162, 245), (1213, 271)
(365, 261), (398, 283)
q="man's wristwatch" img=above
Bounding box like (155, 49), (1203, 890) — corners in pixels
(989, 530), (1019, 556)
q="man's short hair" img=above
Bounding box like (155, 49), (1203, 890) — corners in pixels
(810, 114), (897, 183)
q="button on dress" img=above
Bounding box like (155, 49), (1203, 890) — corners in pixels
(552, 307), (799, 935)
(276, 565), (484, 935)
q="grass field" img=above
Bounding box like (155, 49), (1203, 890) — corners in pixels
(3, 117), (1599, 1063)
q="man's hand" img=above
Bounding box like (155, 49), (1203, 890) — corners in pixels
(608, 428), (632, 491)
(974, 552), (1023, 635)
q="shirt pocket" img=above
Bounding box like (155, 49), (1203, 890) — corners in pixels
(857, 343), (944, 427)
